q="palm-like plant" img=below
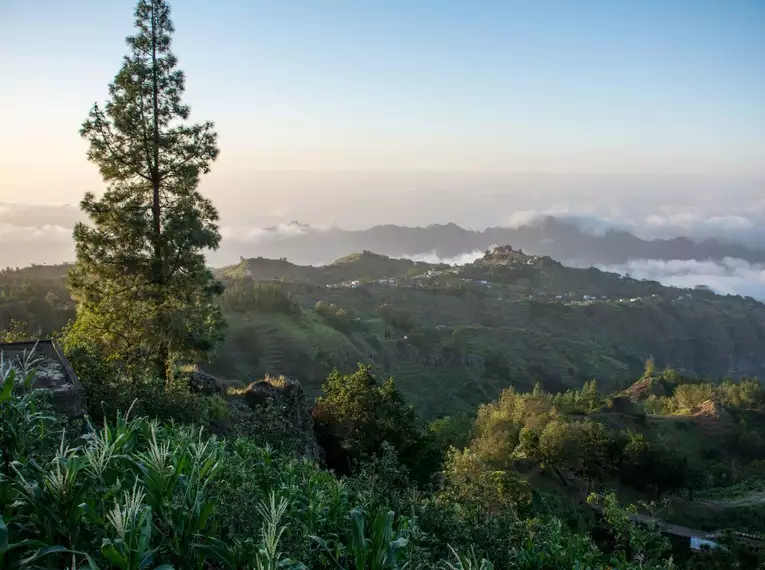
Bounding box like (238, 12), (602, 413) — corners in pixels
(164, 428), (220, 570)
(194, 491), (305, 570)
(11, 432), (91, 550)
(253, 492), (305, 570)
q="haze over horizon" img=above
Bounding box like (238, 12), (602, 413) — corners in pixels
(1, 1), (764, 294)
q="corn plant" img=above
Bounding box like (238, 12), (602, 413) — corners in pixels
(313, 508), (410, 570)
(80, 410), (143, 524)
(441, 545), (494, 570)
(252, 492), (305, 570)
(194, 491), (305, 570)
(0, 349), (55, 474)
(0, 514), (69, 570)
(82, 401), (142, 484)
(99, 483), (171, 570)
(11, 433), (91, 550)
(163, 428), (220, 570)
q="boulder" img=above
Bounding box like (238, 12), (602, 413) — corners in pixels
(185, 369), (225, 396)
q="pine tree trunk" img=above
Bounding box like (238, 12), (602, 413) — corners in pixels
(150, 0), (167, 383)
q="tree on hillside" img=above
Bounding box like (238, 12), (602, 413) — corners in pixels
(312, 365), (432, 481)
(69, 0), (224, 379)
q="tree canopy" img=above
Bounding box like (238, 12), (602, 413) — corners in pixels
(69, 0), (224, 377)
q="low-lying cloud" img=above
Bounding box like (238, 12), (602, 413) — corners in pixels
(4, 198), (765, 304)
(219, 222), (312, 243)
(596, 258), (765, 300)
(506, 201), (765, 247)
(399, 249), (490, 266)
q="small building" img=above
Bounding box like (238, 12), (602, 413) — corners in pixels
(0, 339), (87, 418)
(690, 537), (719, 551)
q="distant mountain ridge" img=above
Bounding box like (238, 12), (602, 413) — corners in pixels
(220, 216), (765, 266)
(4, 214), (765, 269)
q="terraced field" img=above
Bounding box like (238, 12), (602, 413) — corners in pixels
(206, 249), (765, 417)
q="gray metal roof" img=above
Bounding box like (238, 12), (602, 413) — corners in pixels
(0, 339), (86, 417)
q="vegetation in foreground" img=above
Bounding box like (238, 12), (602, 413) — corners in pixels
(5, 348), (760, 569)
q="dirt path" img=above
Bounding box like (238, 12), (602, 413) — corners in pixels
(697, 490), (765, 508)
(589, 504), (711, 540)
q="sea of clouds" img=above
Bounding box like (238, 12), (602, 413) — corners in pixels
(592, 258), (765, 301)
(3, 197), (765, 300)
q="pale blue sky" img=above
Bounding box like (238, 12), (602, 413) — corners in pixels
(0, 0), (763, 208)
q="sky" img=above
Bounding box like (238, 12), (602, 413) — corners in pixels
(0, 0), (763, 230)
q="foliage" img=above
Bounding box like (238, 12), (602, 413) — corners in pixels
(1, 356), (759, 569)
(313, 365), (436, 483)
(316, 302), (360, 333)
(587, 492), (672, 565)
(442, 545), (494, 570)
(376, 305), (414, 332)
(70, 0), (224, 380)
(440, 448), (530, 514)
(467, 381), (762, 501)
(644, 378), (764, 415)
(224, 280), (301, 315)
(313, 508), (410, 570)
(0, 266), (75, 340)
(0, 348), (56, 474)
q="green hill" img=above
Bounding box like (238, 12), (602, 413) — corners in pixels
(219, 249), (443, 285)
(5, 247), (765, 418)
(208, 246), (765, 418)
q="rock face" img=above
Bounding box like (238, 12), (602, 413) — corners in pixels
(691, 399), (735, 436)
(628, 377), (669, 401)
(185, 369), (225, 396)
(233, 375), (320, 461)
(0, 340), (87, 418)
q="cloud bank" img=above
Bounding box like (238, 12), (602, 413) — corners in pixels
(399, 249), (490, 266)
(505, 201), (765, 247)
(596, 258), (765, 300)
(219, 222), (312, 243)
(3, 197), (765, 305)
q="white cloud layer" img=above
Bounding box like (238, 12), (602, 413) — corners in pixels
(219, 222), (311, 243)
(505, 202), (765, 246)
(0, 222), (72, 242)
(399, 249), (490, 266)
(596, 258), (765, 300)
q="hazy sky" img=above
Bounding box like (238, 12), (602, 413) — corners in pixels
(1, 0), (764, 223)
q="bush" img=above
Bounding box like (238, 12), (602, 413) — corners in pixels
(2, 356), (753, 569)
(312, 365), (435, 483)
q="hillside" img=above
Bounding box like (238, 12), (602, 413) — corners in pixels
(4, 247), (765, 418)
(219, 250), (444, 285)
(209, 246), (765, 417)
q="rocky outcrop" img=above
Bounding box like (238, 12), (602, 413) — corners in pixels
(691, 400), (735, 436)
(628, 377), (669, 401)
(185, 369), (225, 396)
(230, 375), (319, 461)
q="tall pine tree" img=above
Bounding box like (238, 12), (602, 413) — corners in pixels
(70, 0), (224, 379)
